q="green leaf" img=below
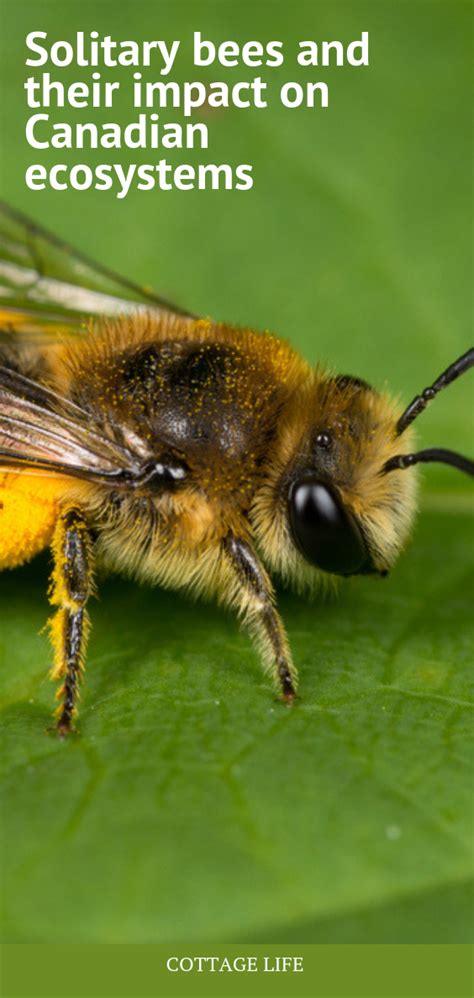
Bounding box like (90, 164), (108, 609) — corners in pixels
(0, 0), (473, 944)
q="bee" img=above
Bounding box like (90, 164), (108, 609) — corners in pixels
(0, 202), (472, 735)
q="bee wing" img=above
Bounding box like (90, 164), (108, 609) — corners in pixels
(0, 200), (195, 344)
(0, 365), (140, 484)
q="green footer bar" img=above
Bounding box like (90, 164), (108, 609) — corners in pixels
(1, 944), (472, 998)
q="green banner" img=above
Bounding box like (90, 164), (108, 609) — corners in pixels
(1, 944), (473, 998)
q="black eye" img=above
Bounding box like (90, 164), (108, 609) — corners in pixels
(316, 431), (332, 449)
(334, 374), (372, 392)
(288, 478), (369, 576)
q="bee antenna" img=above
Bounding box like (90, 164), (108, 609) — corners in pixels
(383, 448), (474, 478)
(396, 347), (474, 435)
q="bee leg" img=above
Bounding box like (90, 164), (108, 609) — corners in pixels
(48, 508), (94, 736)
(224, 535), (298, 702)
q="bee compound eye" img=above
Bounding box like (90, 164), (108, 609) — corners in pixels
(288, 479), (369, 576)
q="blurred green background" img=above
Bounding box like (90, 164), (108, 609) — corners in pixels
(0, 1), (473, 944)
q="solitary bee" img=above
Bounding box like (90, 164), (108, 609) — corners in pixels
(0, 202), (472, 734)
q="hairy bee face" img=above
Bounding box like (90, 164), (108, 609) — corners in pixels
(252, 374), (418, 586)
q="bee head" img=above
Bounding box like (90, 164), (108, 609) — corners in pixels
(253, 350), (473, 586)
(284, 374), (417, 578)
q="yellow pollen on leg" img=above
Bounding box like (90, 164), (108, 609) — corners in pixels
(0, 473), (64, 569)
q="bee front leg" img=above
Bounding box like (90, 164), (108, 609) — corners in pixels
(224, 535), (298, 702)
(48, 508), (94, 735)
